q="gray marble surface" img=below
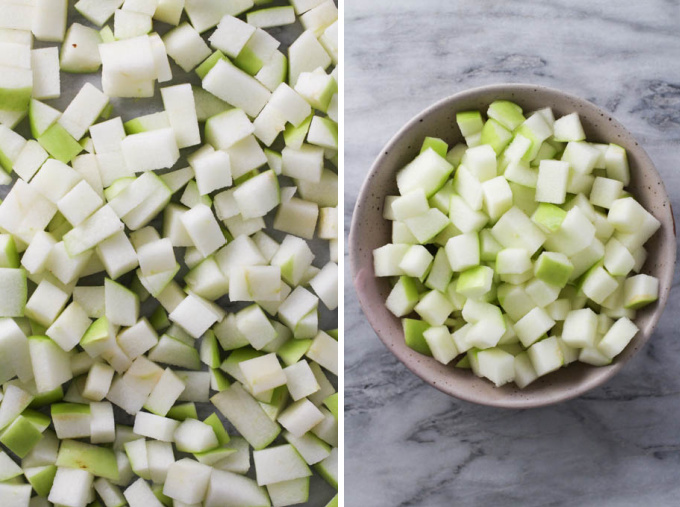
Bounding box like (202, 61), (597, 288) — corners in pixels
(344, 1), (680, 505)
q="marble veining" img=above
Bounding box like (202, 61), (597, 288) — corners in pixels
(345, 0), (680, 505)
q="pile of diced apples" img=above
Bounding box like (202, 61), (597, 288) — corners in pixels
(0, 0), (339, 506)
(374, 100), (661, 389)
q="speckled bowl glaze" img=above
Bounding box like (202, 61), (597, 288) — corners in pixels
(350, 83), (676, 408)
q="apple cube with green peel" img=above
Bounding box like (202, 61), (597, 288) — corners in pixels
(534, 251), (573, 288)
(531, 202), (567, 233)
(402, 318), (432, 356)
(0, 68), (32, 113)
(0, 415), (44, 457)
(211, 383), (281, 450)
(623, 274), (658, 309)
(56, 439), (119, 481)
(314, 447), (338, 490)
(24, 464), (57, 497)
(52, 403), (92, 439)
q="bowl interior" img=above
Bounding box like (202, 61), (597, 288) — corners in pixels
(350, 84), (676, 408)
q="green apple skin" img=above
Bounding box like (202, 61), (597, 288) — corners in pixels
(203, 413), (230, 446)
(234, 47), (263, 76)
(534, 253), (574, 288)
(0, 415), (44, 458)
(37, 123), (83, 163)
(0, 86), (32, 113)
(25, 465), (57, 497)
(166, 402), (198, 421)
(323, 393), (338, 419)
(196, 51), (227, 80)
(56, 439), (119, 481)
(277, 339), (312, 366)
(532, 203), (567, 233)
(420, 137), (448, 158)
(402, 318), (432, 356)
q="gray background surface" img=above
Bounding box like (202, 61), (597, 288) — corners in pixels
(345, 1), (680, 505)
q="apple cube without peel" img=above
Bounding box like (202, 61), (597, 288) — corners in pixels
(204, 468), (270, 507)
(121, 128), (180, 173)
(513, 352), (538, 389)
(475, 348), (515, 387)
(13, 139), (49, 182)
(63, 205), (124, 257)
(46, 301), (92, 352)
(168, 294), (219, 339)
(288, 30), (332, 87)
(423, 326), (459, 365)
(105, 278), (139, 327)
(25, 279), (69, 327)
(83, 362), (115, 401)
(124, 438), (151, 480)
(205, 108), (254, 150)
(58, 83), (109, 140)
(309, 262), (338, 310)
(445, 232), (480, 272)
(146, 440), (175, 484)
(203, 59), (271, 118)
(180, 203), (225, 257)
(0, 268), (27, 317)
(30, 158), (82, 204)
(161, 83), (200, 149)
(0, 319), (33, 383)
(239, 353), (287, 396)
(61, 23), (103, 73)
(528, 336), (564, 376)
(536, 160), (569, 204)
(514, 307), (555, 348)
(133, 411), (179, 443)
(124, 477), (163, 507)
(209, 15), (256, 58)
(93, 478), (126, 507)
(173, 418), (218, 452)
(398, 245), (432, 278)
(143, 368), (185, 416)
(253, 444), (311, 486)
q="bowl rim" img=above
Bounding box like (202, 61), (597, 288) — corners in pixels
(349, 82), (677, 408)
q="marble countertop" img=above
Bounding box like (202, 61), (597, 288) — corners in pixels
(344, 1), (680, 505)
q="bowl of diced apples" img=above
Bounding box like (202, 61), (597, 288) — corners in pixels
(350, 83), (676, 408)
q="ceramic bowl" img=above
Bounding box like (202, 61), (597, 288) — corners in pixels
(349, 83), (676, 408)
